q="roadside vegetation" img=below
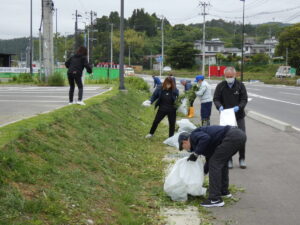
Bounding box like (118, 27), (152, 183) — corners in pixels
(140, 63), (300, 86)
(0, 77), (170, 224)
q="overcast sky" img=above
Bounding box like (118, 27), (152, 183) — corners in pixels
(1, 0), (299, 39)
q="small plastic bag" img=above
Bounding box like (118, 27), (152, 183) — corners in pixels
(164, 156), (206, 201)
(163, 132), (182, 149)
(220, 108), (237, 126)
(177, 98), (188, 116)
(177, 119), (197, 133)
(142, 100), (151, 107)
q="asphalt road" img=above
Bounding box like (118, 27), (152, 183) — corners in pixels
(0, 85), (108, 126)
(139, 74), (300, 129)
(141, 75), (300, 225)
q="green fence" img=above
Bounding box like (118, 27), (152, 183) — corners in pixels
(0, 68), (120, 80)
(55, 67), (119, 80)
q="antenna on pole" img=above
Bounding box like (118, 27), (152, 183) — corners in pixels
(199, 1), (210, 77)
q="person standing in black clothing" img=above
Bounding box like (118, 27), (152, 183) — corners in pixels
(178, 126), (247, 207)
(213, 67), (248, 169)
(65, 46), (92, 105)
(145, 77), (179, 138)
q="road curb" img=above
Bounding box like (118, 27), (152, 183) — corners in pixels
(246, 110), (299, 132)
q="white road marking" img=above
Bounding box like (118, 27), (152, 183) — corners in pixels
(248, 92), (300, 106)
(246, 88), (261, 91)
(279, 92), (300, 96)
(0, 100), (67, 103)
(0, 95), (68, 98)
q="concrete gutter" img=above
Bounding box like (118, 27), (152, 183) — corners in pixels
(246, 110), (299, 133)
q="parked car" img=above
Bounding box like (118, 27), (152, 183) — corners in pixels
(124, 67), (135, 76)
(275, 66), (296, 78)
(163, 66), (172, 72)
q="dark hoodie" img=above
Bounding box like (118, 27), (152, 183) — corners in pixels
(65, 54), (92, 76)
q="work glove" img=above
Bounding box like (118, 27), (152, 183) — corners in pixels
(187, 153), (198, 162)
(204, 161), (209, 175)
(219, 106), (224, 112)
(233, 106), (240, 112)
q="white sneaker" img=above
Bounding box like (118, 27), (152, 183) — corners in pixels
(77, 101), (86, 106)
(145, 134), (153, 139)
(68, 102), (74, 105)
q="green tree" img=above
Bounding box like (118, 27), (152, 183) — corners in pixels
(276, 23), (300, 74)
(128, 9), (159, 36)
(251, 53), (269, 64)
(166, 42), (199, 69)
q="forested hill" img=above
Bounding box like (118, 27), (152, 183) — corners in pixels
(0, 8), (291, 63)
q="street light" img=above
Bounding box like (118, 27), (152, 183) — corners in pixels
(119, 0), (125, 90)
(240, 0), (245, 82)
(30, 0), (33, 75)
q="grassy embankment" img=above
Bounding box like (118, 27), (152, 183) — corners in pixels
(0, 77), (169, 225)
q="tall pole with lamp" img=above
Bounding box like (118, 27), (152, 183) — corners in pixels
(119, 0), (125, 90)
(241, 0), (245, 82)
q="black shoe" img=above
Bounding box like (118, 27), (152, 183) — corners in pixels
(221, 192), (233, 198)
(200, 198), (225, 208)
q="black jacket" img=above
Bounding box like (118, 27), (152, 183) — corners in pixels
(150, 86), (179, 109)
(190, 126), (231, 158)
(213, 79), (248, 119)
(65, 54), (92, 76)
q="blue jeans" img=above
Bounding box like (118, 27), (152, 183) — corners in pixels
(201, 102), (212, 120)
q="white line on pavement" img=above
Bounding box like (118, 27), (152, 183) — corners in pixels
(279, 92), (300, 96)
(0, 100), (67, 103)
(246, 88), (261, 91)
(248, 92), (300, 106)
(0, 95), (68, 98)
(0, 91), (100, 94)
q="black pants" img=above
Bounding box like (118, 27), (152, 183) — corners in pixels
(208, 128), (247, 200)
(68, 74), (83, 102)
(230, 117), (246, 160)
(150, 109), (176, 137)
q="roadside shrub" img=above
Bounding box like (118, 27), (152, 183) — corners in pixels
(9, 73), (34, 83)
(47, 72), (65, 86)
(125, 76), (149, 92)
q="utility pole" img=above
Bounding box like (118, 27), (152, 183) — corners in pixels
(42, 0), (54, 79)
(110, 23), (113, 67)
(241, 0), (245, 82)
(161, 16), (164, 77)
(119, 0), (125, 90)
(286, 48), (288, 66)
(29, 0), (33, 73)
(74, 10), (82, 51)
(89, 10), (97, 65)
(55, 8), (58, 66)
(159, 16), (164, 78)
(200, 2), (209, 76)
(150, 51), (152, 70)
(128, 46), (131, 66)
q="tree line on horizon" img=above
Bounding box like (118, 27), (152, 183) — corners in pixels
(0, 8), (299, 73)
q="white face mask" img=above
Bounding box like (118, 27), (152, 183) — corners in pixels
(225, 78), (235, 83)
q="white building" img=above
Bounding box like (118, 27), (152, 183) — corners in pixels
(244, 37), (278, 57)
(194, 38), (225, 65)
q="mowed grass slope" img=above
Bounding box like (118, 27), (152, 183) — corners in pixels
(0, 78), (168, 225)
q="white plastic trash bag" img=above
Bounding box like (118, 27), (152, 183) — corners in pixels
(177, 98), (188, 116)
(164, 157), (206, 201)
(220, 108), (237, 126)
(142, 100), (151, 107)
(163, 132), (182, 149)
(177, 119), (197, 133)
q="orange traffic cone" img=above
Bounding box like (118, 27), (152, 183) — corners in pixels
(188, 107), (194, 118)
